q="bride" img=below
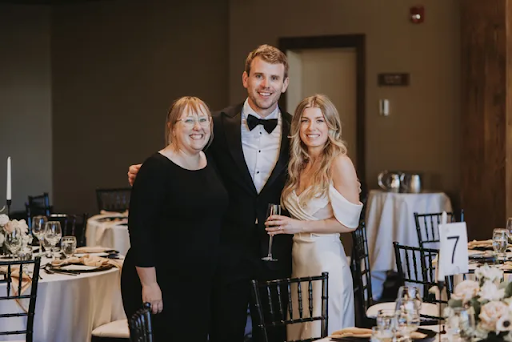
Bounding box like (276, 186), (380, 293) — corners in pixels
(265, 94), (362, 339)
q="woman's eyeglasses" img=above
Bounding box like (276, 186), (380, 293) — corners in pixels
(177, 116), (211, 128)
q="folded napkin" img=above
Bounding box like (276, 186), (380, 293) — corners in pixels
(51, 255), (121, 269)
(331, 327), (427, 339)
(331, 327), (373, 338)
(75, 246), (111, 254)
(0, 265), (32, 312)
(468, 239), (493, 249)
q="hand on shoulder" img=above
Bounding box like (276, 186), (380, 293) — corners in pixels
(331, 154), (360, 204)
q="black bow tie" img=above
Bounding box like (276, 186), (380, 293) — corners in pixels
(246, 114), (278, 134)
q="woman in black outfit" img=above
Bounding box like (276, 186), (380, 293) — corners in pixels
(121, 96), (228, 341)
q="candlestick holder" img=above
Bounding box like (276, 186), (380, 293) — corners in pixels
(6, 200), (11, 216)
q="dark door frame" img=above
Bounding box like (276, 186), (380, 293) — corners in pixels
(279, 34), (366, 182)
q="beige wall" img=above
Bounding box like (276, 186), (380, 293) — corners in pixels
(0, 4), (52, 212)
(52, 0), (229, 214)
(229, 0), (461, 205)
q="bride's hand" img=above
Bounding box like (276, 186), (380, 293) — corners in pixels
(265, 215), (304, 235)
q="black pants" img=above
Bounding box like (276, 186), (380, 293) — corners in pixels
(209, 276), (289, 342)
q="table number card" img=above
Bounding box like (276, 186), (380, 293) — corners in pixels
(438, 220), (469, 279)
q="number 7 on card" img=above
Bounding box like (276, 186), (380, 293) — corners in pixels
(438, 221), (469, 278)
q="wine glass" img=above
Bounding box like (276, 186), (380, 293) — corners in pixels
(61, 236), (77, 258)
(4, 227), (22, 259)
(44, 221), (62, 259)
(507, 218), (512, 244)
(32, 215), (47, 255)
(445, 307), (475, 341)
(493, 228), (508, 264)
(394, 298), (420, 342)
(262, 204), (281, 262)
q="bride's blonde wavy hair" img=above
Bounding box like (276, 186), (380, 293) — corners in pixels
(281, 94), (348, 208)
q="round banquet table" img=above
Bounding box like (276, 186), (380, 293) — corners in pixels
(365, 189), (452, 299)
(86, 213), (130, 256)
(0, 255), (126, 342)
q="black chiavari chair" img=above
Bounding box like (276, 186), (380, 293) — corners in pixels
(96, 188), (131, 213)
(251, 272), (328, 342)
(129, 302), (153, 342)
(414, 210), (464, 249)
(0, 256), (41, 342)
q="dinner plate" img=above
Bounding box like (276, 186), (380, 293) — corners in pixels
(49, 263), (114, 273)
(329, 328), (436, 341)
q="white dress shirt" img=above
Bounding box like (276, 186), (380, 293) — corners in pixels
(241, 98), (282, 194)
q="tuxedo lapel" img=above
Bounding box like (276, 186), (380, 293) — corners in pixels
(221, 105), (258, 195)
(260, 112), (291, 196)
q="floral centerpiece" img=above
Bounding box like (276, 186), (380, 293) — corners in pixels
(0, 212), (32, 255)
(446, 264), (512, 341)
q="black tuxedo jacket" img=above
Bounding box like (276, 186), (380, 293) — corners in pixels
(207, 102), (293, 283)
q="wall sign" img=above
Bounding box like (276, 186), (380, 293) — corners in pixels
(378, 73), (409, 86)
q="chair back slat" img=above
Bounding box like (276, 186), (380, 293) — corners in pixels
(96, 187), (131, 212)
(251, 272), (329, 342)
(26, 192), (51, 229)
(393, 242), (451, 306)
(0, 257), (41, 342)
(129, 302), (153, 342)
(414, 211), (463, 249)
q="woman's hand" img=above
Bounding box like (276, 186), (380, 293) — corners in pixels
(127, 164), (142, 186)
(141, 282), (163, 314)
(265, 215), (305, 235)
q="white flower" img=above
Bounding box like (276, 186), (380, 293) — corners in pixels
(476, 264), (504, 283)
(16, 219), (28, 234)
(497, 315), (512, 332)
(479, 301), (509, 331)
(479, 281), (506, 302)
(452, 280), (480, 303)
(0, 214), (9, 226)
(3, 221), (14, 233)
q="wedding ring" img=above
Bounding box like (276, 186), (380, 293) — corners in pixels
(278, 226), (283, 230)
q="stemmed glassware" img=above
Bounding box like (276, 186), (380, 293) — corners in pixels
(394, 286), (422, 342)
(44, 221), (62, 259)
(262, 204), (281, 262)
(506, 218), (512, 244)
(61, 236), (77, 258)
(492, 228), (509, 264)
(4, 227), (22, 259)
(32, 215), (47, 255)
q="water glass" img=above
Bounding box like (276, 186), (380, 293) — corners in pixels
(445, 307), (475, 341)
(493, 228), (508, 263)
(371, 326), (394, 342)
(377, 309), (396, 331)
(61, 236), (77, 258)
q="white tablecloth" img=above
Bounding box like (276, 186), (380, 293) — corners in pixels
(0, 256), (126, 342)
(365, 190), (452, 298)
(86, 214), (130, 255)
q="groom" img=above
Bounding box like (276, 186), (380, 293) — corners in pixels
(128, 45), (293, 341)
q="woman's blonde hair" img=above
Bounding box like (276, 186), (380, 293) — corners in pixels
(165, 96), (213, 147)
(281, 94), (348, 208)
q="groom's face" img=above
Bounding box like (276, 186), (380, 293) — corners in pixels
(242, 56), (289, 118)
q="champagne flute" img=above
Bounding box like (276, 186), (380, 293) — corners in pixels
(493, 228), (508, 264)
(262, 204), (281, 262)
(32, 215), (47, 255)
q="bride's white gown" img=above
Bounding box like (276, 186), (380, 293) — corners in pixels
(283, 184), (363, 340)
